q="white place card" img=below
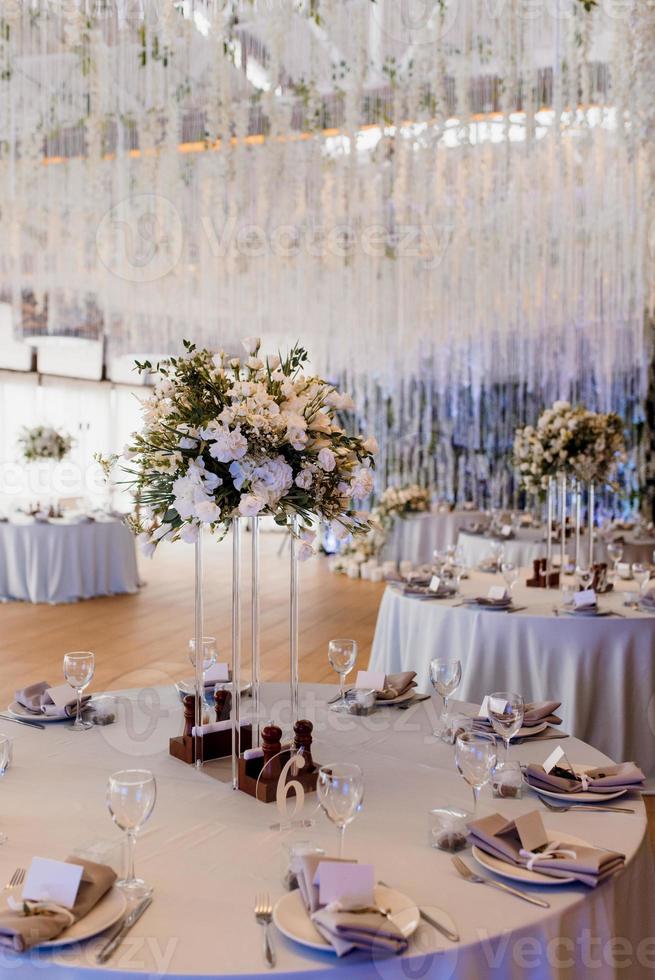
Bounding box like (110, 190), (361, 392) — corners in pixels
(204, 662), (230, 684)
(488, 585), (509, 601)
(573, 589), (596, 609)
(46, 683), (78, 708)
(315, 861), (374, 908)
(478, 695), (490, 717)
(23, 857), (83, 909)
(543, 745), (566, 774)
(355, 670), (386, 692)
(429, 575), (441, 593)
(501, 525), (512, 537)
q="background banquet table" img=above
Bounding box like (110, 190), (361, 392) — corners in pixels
(0, 518), (139, 603)
(457, 529), (545, 569)
(381, 510), (486, 565)
(2, 682), (654, 979)
(369, 573), (655, 780)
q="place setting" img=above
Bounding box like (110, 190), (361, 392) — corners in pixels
(326, 641), (428, 714)
(6, 652), (115, 730)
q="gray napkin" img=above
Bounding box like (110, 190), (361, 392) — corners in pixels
(0, 858), (116, 952)
(475, 700), (562, 732)
(525, 761), (644, 794)
(468, 812), (624, 887)
(15, 682), (90, 719)
(328, 672), (417, 705)
(296, 855), (407, 957)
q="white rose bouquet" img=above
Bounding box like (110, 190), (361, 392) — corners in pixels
(514, 401), (625, 493)
(376, 484), (431, 525)
(18, 425), (73, 463)
(100, 339), (377, 559)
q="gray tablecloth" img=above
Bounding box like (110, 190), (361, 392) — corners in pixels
(0, 518), (139, 603)
(370, 572), (655, 777)
(1, 681), (653, 978)
(382, 510), (486, 565)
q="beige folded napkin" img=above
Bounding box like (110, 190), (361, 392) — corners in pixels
(475, 701), (562, 732)
(296, 855), (408, 958)
(15, 682), (90, 720)
(468, 812), (624, 888)
(525, 761), (644, 795)
(329, 672), (417, 705)
(470, 596), (510, 608)
(0, 858), (117, 952)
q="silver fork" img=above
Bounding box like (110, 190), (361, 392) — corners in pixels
(254, 893), (275, 968)
(539, 796), (635, 814)
(451, 856), (550, 908)
(4, 868), (25, 893)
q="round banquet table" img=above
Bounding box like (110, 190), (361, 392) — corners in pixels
(381, 510), (486, 565)
(369, 572), (655, 779)
(457, 529), (545, 569)
(0, 518), (139, 604)
(2, 682), (654, 979)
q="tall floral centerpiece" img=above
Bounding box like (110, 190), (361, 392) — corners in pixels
(514, 402), (625, 571)
(101, 337), (377, 778)
(18, 425), (74, 510)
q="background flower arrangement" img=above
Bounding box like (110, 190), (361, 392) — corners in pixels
(101, 338), (377, 559)
(18, 426), (73, 463)
(514, 402), (626, 494)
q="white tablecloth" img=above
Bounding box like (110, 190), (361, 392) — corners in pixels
(457, 529), (545, 569)
(382, 511), (486, 565)
(0, 519), (139, 603)
(2, 682), (653, 979)
(370, 572), (655, 778)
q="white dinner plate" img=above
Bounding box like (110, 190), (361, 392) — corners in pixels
(525, 764), (628, 803)
(377, 688), (418, 706)
(6, 702), (70, 724)
(463, 602), (511, 612)
(558, 607), (612, 618)
(273, 885), (420, 953)
(475, 721), (548, 739)
(35, 886), (127, 948)
(472, 832), (587, 886)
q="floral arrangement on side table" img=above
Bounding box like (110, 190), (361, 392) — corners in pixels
(99, 338), (377, 557)
(18, 425), (73, 463)
(513, 402), (626, 494)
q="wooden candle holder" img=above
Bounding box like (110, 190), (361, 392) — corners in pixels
(237, 720), (318, 803)
(170, 690), (252, 765)
(526, 558), (560, 589)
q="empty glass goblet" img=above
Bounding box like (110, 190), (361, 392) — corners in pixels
(106, 769), (157, 899)
(429, 658), (462, 740)
(455, 732), (497, 813)
(607, 542), (623, 577)
(317, 763), (364, 858)
(328, 639), (358, 712)
(487, 691), (525, 761)
(633, 563), (651, 594)
(188, 636), (218, 680)
(500, 561), (519, 593)
(63, 651), (95, 731)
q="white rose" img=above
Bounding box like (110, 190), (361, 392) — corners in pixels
(208, 426), (249, 463)
(247, 356), (264, 371)
(180, 523), (200, 544)
(195, 499), (221, 523)
(239, 493), (266, 517)
(350, 466), (374, 499)
(295, 469), (313, 489)
(362, 436), (378, 454)
(317, 447), (336, 472)
(137, 532), (156, 559)
(267, 354), (281, 371)
(308, 412), (332, 434)
(241, 336), (261, 355)
(296, 541), (314, 562)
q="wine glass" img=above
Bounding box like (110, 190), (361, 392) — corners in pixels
(487, 692), (525, 761)
(63, 651), (95, 731)
(575, 565), (593, 591)
(317, 763), (364, 857)
(632, 563), (651, 594)
(500, 561), (519, 593)
(0, 736), (12, 776)
(188, 636), (218, 682)
(429, 658), (462, 740)
(106, 770), (157, 898)
(328, 639), (357, 712)
(607, 542), (623, 578)
(455, 732), (497, 813)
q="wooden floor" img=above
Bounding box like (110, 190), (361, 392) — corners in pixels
(1, 528), (653, 849)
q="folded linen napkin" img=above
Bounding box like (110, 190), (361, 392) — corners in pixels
(15, 682), (90, 719)
(296, 854), (408, 957)
(468, 813), (624, 888)
(0, 858), (116, 952)
(525, 762), (644, 795)
(468, 596), (511, 608)
(475, 701), (562, 731)
(329, 672), (417, 705)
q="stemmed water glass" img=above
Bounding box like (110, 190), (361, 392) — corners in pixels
(575, 565), (593, 591)
(607, 543), (623, 579)
(63, 651), (95, 731)
(106, 769), (157, 899)
(487, 691), (525, 761)
(316, 763), (364, 857)
(633, 563), (651, 594)
(500, 561), (519, 593)
(455, 732), (497, 813)
(188, 636), (218, 683)
(328, 639), (357, 712)
(429, 658), (462, 740)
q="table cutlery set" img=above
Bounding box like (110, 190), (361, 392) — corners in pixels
(96, 895), (153, 964)
(451, 856), (550, 909)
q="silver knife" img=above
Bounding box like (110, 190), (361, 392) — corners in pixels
(96, 895), (153, 963)
(0, 713), (46, 730)
(378, 881), (458, 942)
